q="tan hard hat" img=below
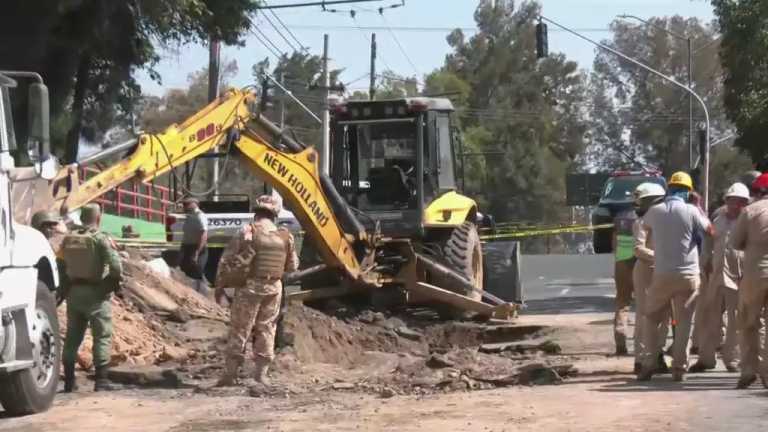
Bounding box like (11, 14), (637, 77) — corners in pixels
(253, 195), (282, 216)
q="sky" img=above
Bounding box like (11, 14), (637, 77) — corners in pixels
(135, 0), (715, 97)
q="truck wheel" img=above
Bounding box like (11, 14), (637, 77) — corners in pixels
(433, 222), (484, 319)
(0, 281), (60, 416)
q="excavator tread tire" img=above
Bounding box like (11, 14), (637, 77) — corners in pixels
(433, 222), (484, 320)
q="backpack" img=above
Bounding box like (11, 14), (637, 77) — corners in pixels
(61, 230), (103, 282)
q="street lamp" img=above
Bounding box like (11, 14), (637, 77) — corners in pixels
(539, 15), (712, 211)
(616, 14), (695, 170)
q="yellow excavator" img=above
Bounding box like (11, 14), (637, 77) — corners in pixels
(37, 88), (515, 319)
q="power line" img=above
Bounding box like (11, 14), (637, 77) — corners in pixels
(379, 12), (420, 77)
(250, 27), (284, 60)
(258, 3), (301, 53)
(280, 24), (611, 33)
(255, 0), (386, 9)
(252, 25), (287, 59)
(264, 1), (309, 51)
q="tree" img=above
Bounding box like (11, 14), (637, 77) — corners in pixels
(137, 60), (271, 203)
(252, 52), (343, 147)
(712, 0), (768, 165)
(0, 0), (259, 163)
(591, 16), (725, 174)
(436, 0), (589, 228)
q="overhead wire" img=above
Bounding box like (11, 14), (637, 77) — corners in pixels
(258, 7), (301, 52)
(263, 0), (309, 51)
(253, 25), (287, 58)
(378, 12), (420, 77)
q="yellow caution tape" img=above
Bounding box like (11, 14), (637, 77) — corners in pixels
(118, 223), (615, 248)
(480, 223), (614, 241)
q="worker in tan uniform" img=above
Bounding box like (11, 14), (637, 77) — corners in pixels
(216, 195), (298, 386)
(730, 173), (768, 389)
(631, 182), (669, 374)
(689, 183), (749, 373)
(637, 172), (714, 382)
(613, 207), (637, 356)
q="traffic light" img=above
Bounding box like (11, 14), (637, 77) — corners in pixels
(536, 22), (548, 59)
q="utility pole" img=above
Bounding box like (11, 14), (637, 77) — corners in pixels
(321, 34), (330, 175)
(279, 72), (286, 128)
(207, 37), (221, 200)
(369, 33), (377, 100)
(687, 38), (694, 169)
(616, 15), (694, 170)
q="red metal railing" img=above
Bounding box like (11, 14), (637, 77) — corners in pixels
(79, 166), (174, 225)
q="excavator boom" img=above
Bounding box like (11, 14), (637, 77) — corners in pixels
(54, 88), (367, 281)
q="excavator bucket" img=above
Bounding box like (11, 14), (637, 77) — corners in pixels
(482, 240), (523, 304)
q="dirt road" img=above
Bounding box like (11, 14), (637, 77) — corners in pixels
(3, 307), (767, 432)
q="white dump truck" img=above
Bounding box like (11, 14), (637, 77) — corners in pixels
(0, 71), (61, 415)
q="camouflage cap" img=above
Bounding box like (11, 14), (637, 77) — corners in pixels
(253, 195), (281, 216)
(31, 210), (60, 229)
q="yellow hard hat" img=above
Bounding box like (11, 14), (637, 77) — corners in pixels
(668, 171), (693, 190)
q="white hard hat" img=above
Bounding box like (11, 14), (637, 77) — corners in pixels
(725, 182), (750, 200)
(634, 182), (666, 200)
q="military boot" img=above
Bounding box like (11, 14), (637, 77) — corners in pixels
(216, 359), (239, 387)
(94, 366), (116, 392)
(254, 360), (271, 386)
(63, 362), (78, 393)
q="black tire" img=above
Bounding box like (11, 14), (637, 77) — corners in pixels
(593, 228), (613, 254)
(0, 281), (60, 416)
(432, 222), (484, 319)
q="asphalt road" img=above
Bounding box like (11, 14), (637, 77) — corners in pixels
(519, 254), (616, 314)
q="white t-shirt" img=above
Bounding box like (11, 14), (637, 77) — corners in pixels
(644, 197), (711, 275)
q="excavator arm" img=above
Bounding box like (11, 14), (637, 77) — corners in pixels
(56, 88), (370, 283)
(59, 89), (256, 212)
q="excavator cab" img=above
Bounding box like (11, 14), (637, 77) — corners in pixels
(330, 98), (472, 238)
(329, 98), (492, 311)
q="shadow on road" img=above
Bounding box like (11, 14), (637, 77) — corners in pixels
(523, 296), (615, 315)
(592, 375), (747, 392)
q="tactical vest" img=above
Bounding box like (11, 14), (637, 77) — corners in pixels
(60, 229), (103, 282)
(247, 227), (289, 281)
(614, 210), (636, 262)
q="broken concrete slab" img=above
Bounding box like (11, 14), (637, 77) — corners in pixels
(426, 354), (455, 369)
(395, 326), (423, 341)
(107, 365), (185, 388)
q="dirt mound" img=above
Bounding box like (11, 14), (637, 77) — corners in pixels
(271, 304), (570, 395)
(59, 252), (228, 370)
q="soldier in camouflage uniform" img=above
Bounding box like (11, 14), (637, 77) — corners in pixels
(216, 195), (298, 386)
(60, 204), (123, 392)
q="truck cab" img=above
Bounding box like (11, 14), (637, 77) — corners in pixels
(0, 72), (61, 415)
(591, 170), (666, 254)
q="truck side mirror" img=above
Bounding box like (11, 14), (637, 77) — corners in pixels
(28, 82), (50, 162)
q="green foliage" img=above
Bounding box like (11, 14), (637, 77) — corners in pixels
(0, 0), (259, 163)
(708, 145), (754, 208)
(712, 0), (768, 164)
(252, 52), (342, 146)
(591, 16), (724, 173)
(375, 71), (419, 99)
(437, 0), (588, 224)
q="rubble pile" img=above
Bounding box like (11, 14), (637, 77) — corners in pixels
(59, 252), (228, 370)
(272, 304), (575, 395)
